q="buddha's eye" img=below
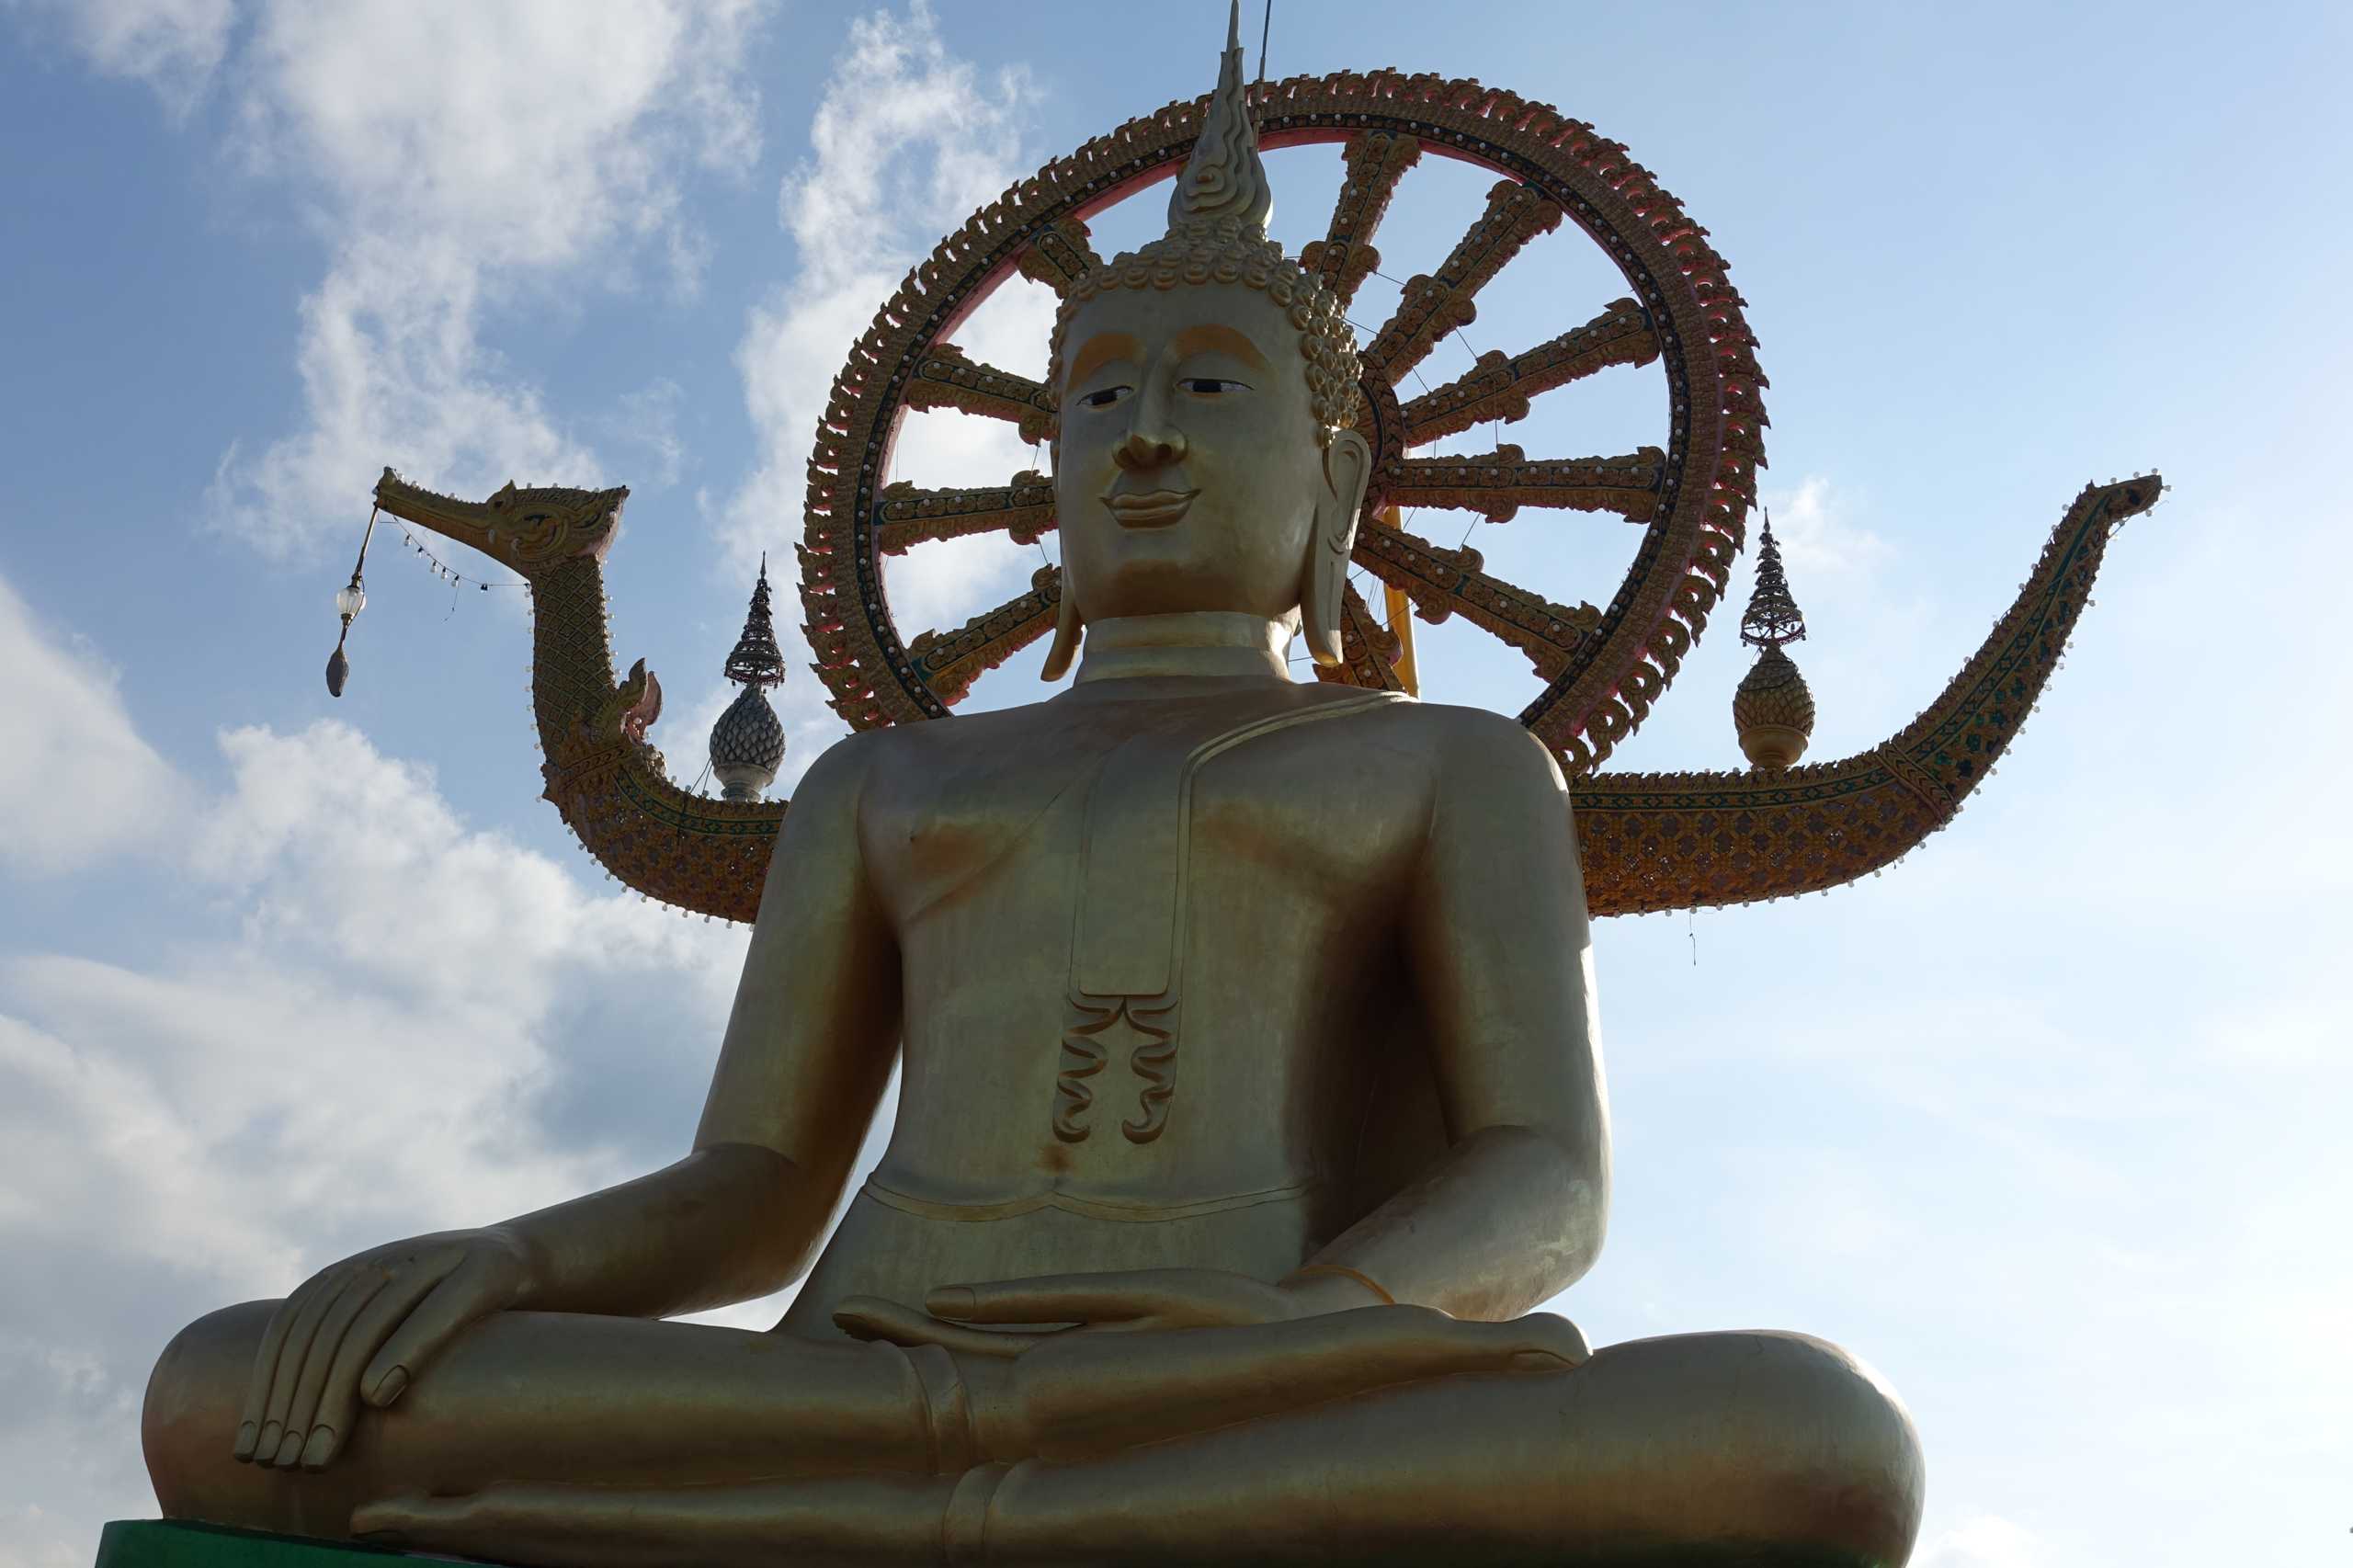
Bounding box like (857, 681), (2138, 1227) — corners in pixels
(1180, 378), (1248, 396)
(1076, 385), (1132, 409)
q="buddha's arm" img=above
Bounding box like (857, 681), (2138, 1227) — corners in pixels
(228, 743), (902, 1471)
(476, 733), (903, 1317)
(482, 1145), (799, 1320)
(1302, 711), (1609, 1321)
(687, 731), (903, 1290)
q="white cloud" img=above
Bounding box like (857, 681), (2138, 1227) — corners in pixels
(204, 0), (772, 557)
(5, 0), (234, 117)
(725, 2), (1050, 744)
(211, 234), (608, 557)
(185, 722), (737, 1025)
(0, 570), (184, 876)
(0, 713), (757, 1564)
(1760, 474), (1890, 584)
(230, 2), (763, 267)
(603, 378), (691, 490)
(0, 1331), (145, 1568)
(0, 566), (775, 1562)
(1915, 1516), (2051, 1568)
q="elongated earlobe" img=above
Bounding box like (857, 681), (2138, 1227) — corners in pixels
(1302, 429), (1372, 665)
(1040, 565), (1082, 680)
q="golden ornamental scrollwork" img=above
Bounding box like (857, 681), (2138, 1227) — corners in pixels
(370, 81), (2159, 926)
(1381, 444), (1665, 525)
(794, 67), (1768, 778)
(165, 18), (2152, 1544)
(901, 345), (1055, 447)
(375, 460), (2154, 926)
(904, 565), (1063, 707)
(1300, 130), (1422, 308)
(1400, 299), (1658, 444)
(874, 470), (1055, 555)
(1313, 582), (1409, 694)
(1015, 214), (1106, 297)
(375, 468), (626, 572)
(1361, 179), (1564, 383)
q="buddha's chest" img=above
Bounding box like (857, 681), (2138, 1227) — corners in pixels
(863, 689), (1427, 1187)
(860, 692), (1423, 945)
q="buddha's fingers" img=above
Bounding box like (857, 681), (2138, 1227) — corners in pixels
(233, 1277), (324, 1461)
(358, 1256), (494, 1406)
(301, 1266), (447, 1471)
(278, 1269), (392, 1470)
(1015, 1307), (1588, 1463)
(835, 1295), (1061, 1358)
(926, 1268), (1272, 1328)
(256, 1274), (355, 1467)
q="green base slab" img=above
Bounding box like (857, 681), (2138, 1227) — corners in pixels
(98, 1518), (1890, 1567)
(95, 1522), (449, 1568)
(106, 1516), (1892, 1562)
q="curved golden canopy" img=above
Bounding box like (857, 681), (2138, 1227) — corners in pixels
(367, 54), (2158, 924)
(370, 465), (2158, 923)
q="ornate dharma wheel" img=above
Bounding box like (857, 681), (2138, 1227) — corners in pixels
(367, 64), (2155, 924)
(797, 70), (1763, 776)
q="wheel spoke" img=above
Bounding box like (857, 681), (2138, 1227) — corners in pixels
(1017, 216), (1106, 297)
(904, 567), (1063, 706)
(874, 472), (1056, 556)
(1312, 581), (1409, 692)
(1386, 444), (1664, 524)
(1353, 518), (1599, 681)
(1300, 131), (1422, 310)
(1360, 179), (1564, 385)
(801, 68), (1769, 750)
(1401, 299), (1658, 445)
(904, 345), (1056, 443)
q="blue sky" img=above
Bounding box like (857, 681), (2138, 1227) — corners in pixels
(2, 2), (2347, 1563)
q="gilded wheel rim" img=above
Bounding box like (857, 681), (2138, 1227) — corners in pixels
(797, 70), (1764, 775)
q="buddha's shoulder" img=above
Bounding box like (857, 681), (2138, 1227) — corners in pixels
(1355, 699), (1566, 779)
(787, 720), (938, 808)
(835, 697), (1086, 765)
(793, 689), (1559, 778)
(790, 699), (1097, 794)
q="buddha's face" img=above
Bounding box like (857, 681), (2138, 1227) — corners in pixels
(1053, 283), (1333, 626)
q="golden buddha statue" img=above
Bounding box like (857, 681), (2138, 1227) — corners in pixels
(141, 11), (1925, 1562)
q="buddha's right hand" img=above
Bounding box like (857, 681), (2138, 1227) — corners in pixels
(233, 1227), (536, 1472)
(844, 1296), (1588, 1463)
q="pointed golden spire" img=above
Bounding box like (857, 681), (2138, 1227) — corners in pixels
(1732, 508), (1817, 770)
(1167, 0), (1272, 239)
(1046, 3), (1362, 445)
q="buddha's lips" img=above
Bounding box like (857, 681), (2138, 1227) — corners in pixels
(1103, 489), (1197, 527)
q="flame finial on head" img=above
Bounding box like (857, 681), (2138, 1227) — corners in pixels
(1169, 0), (1272, 238)
(1038, 2), (1372, 681)
(1046, 3), (1360, 440)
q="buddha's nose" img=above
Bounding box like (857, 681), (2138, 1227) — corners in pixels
(1114, 426), (1187, 471)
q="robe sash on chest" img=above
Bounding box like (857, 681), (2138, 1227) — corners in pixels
(1052, 690), (1407, 1143)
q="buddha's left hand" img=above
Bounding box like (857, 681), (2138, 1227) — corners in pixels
(833, 1267), (1329, 1355)
(836, 1269), (1588, 1461)
(835, 1266), (1582, 1362)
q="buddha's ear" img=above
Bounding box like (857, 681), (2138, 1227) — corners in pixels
(1040, 415), (1082, 681)
(1302, 426), (1372, 666)
(1040, 561), (1082, 680)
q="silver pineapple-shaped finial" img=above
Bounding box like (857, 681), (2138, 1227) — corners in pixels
(1732, 508), (1817, 771)
(709, 554), (787, 801)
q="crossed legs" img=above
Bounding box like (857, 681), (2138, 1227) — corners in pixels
(147, 1303), (1922, 1566)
